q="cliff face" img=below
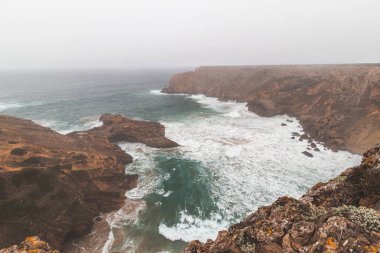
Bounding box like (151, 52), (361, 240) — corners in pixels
(186, 143), (380, 253)
(0, 114), (177, 250)
(164, 65), (380, 153)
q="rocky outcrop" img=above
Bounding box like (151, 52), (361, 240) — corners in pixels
(0, 114), (176, 250)
(185, 143), (380, 252)
(163, 64), (380, 153)
(83, 113), (178, 148)
(0, 237), (59, 253)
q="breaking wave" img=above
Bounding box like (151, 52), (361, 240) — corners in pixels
(65, 92), (362, 252)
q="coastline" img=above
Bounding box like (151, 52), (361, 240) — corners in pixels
(163, 64), (380, 154)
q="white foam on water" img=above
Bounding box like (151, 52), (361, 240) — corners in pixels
(35, 116), (103, 134)
(73, 92), (361, 249)
(101, 198), (147, 253)
(101, 228), (115, 253)
(159, 212), (229, 243)
(150, 89), (189, 96)
(150, 89), (166, 95)
(157, 94), (361, 242)
(119, 143), (162, 199)
(0, 102), (23, 112)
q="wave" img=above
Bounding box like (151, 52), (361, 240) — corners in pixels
(156, 94), (361, 242)
(150, 89), (189, 96)
(34, 116), (103, 134)
(80, 93), (362, 251)
(159, 212), (229, 243)
(0, 102), (23, 112)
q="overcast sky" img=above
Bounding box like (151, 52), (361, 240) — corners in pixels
(1, 0), (379, 69)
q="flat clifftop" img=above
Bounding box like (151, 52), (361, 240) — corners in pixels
(164, 64), (380, 153)
(0, 114), (177, 250)
(186, 143), (380, 252)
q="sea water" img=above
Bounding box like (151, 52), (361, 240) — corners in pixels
(0, 69), (361, 253)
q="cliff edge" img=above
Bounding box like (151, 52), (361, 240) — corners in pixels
(163, 65), (380, 153)
(0, 114), (177, 250)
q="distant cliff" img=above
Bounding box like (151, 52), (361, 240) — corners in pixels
(163, 65), (380, 153)
(0, 114), (177, 250)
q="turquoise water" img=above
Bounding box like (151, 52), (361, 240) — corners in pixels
(0, 70), (361, 253)
(117, 154), (217, 252)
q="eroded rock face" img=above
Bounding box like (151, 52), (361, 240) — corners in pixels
(164, 65), (380, 153)
(0, 114), (176, 250)
(185, 143), (380, 252)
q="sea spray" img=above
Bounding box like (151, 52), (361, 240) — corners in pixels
(99, 92), (361, 252)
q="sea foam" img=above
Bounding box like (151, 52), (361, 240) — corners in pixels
(99, 93), (362, 251)
(0, 102), (23, 112)
(156, 94), (361, 242)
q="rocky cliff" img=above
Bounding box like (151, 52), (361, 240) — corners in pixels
(163, 65), (380, 153)
(186, 143), (380, 252)
(0, 114), (177, 250)
(0, 237), (58, 253)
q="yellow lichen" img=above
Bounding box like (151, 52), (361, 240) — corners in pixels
(267, 227), (273, 236)
(364, 245), (379, 253)
(325, 236), (337, 252)
(27, 250), (40, 253)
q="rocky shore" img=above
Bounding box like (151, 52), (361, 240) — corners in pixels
(163, 64), (380, 154)
(0, 114), (177, 251)
(185, 143), (380, 252)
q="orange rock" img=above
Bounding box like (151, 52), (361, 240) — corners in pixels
(0, 114), (176, 250)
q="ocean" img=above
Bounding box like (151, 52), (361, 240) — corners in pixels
(0, 69), (361, 253)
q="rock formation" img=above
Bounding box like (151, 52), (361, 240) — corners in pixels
(0, 237), (59, 253)
(0, 114), (177, 250)
(163, 64), (380, 153)
(82, 113), (178, 148)
(185, 143), (380, 252)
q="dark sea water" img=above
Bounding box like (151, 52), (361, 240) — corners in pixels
(0, 69), (361, 253)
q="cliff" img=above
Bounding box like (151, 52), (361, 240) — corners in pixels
(186, 143), (380, 252)
(163, 65), (380, 153)
(0, 114), (177, 250)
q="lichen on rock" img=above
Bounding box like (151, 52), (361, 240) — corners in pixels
(0, 236), (59, 253)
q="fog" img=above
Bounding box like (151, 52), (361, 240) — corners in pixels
(1, 0), (379, 69)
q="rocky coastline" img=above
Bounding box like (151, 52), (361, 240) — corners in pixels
(163, 64), (380, 154)
(185, 143), (380, 252)
(0, 114), (177, 251)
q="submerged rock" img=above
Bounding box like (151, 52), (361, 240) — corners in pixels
(0, 114), (176, 250)
(185, 143), (380, 252)
(302, 150), (313, 157)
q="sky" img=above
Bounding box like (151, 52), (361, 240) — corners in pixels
(0, 0), (380, 69)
